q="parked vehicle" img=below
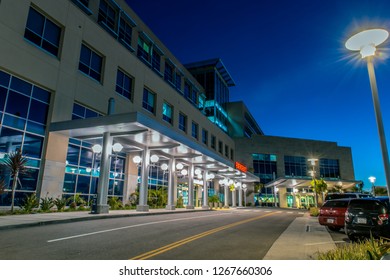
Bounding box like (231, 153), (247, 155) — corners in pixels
(325, 193), (372, 201)
(318, 198), (351, 231)
(345, 197), (390, 241)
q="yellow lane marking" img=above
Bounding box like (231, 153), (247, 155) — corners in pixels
(130, 211), (279, 260)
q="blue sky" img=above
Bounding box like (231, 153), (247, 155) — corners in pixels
(126, 0), (390, 189)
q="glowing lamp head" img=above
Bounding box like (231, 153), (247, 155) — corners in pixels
(368, 176), (376, 184)
(92, 144), (102, 154)
(132, 155), (142, 164)
(181, 169), (188, 176)
(161, 163), (168, 171)
(345, 29), (389, 58)
(112, 143), (123, 153)
(150, 155), (159, 163)
(176, 163), (184, 170)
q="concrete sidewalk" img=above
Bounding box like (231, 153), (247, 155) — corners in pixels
(0, 208), (336, 260)
(263, 212), (336, 260)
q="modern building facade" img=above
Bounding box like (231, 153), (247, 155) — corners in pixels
(235, 135), (361, 208)
(0, 0), (258, 211)
(0, 0), (360, 211)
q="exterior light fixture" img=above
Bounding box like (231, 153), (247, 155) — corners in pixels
(181, 169), (188, 176)
(112, 143), (123, 153)
(369, 176), (376, 195)
(132, 155), (142, 164)
(345, 29), (388, 58)
(150, 155), (159, 163)
(176, 163), (184, 170)
(195, 169), (202, 175)
(86, 167), (92, 173)
(161, 163), (168, 171)
(92, 144), (102, 154)
(346, 28), (390, 198)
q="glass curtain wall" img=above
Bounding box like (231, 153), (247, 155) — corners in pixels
(0, 70), (50, 206)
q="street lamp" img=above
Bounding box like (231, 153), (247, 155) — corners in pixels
(369, 176), (376, 196)
(346, 28), (390, 201)
(308, 158), (318, 207)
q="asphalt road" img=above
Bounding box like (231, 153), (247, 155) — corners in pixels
(0, 208), (303, 260)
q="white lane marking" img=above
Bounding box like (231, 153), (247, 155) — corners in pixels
(47, 213), (228, 243)
(265, 210), (272, 212)
(287, 212), (293, 214)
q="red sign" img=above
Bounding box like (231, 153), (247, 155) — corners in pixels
(235, 162), (247, 173)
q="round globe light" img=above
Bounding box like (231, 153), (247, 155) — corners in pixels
(195, 169), (201, 175)
(112, 143), (123, 153)
(176, 163), (184, 170)
(150, 154), (159, 163)
(92, 144), (102, 154)
(161, 163), (168, 171)
(133, 155), (142, 164)
(181, 169), (188, 176)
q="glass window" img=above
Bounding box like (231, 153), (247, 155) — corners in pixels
(63, 173), (76, 193)
(78, 44), (103, 82)
(32, 86), (50, 103)
(0, 127), (23, 153)
(252, 153), (277, 184)
(98, 0), (117, 31)
(0, 87), (7, 112)
(0, 71), (10, 87)
(137, 36), (151, 63)
(66, 144), (80, 166)
(152, 49), (161, 72)
(192, 122), (198, 140)
(225, 145), (229, 157)
(76, 175), (90, 194)
(284, 156), (307, 177)
(119, 17), (132, 47)
(162, 102), (173, 124)
(218, 141), (223, 154)
(10, 77), (32, 96)
(211, 135), (216, 150)
(116, 69), (133, 100)
(28, 99), (49, 124)
(24, 7), (61, 57)
(175, 73), (182, 91)
(202, 129), (208, 145)
(320, 158), (340, 179)
(5, 90), (30, 118)
(142, 88), (155, 114)
(184, 81), (190, 99)
(178, 112), (187, 132)
(22, 133), (44, 159)
(164, 62), (174, 84)
(18, 169), (39, 191)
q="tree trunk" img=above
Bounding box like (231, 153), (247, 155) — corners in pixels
(10, 171), (18, 213)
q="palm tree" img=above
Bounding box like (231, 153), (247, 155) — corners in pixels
(0, 149), (29, 213)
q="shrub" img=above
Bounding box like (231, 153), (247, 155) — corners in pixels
(54, 197), (67, 212)
(40, 197), (54, 212)
(20, 193), (39, 213)
(309, 207), (320, 216)
(108, 196), (122, 210)
(317, 237), (390, 260)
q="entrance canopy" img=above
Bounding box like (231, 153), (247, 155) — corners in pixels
(264, 176), (362, 191)
(50, 111), (259, 183)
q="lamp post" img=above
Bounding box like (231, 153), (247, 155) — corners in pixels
(346, 29), (390, 201)
(369, 176), (376, 196)
(308, 158), (318, 207)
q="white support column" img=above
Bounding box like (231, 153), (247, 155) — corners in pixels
(96, 132), (112, 214)
(202, 170), (209, 209)
(232, 189), (236, 207)
(186, 162), (195, 209)
(166, 157), (175, 210)
(238, 185), (243, 207)
(224, 185), (229, 208)
(137, 147), (150, 212)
